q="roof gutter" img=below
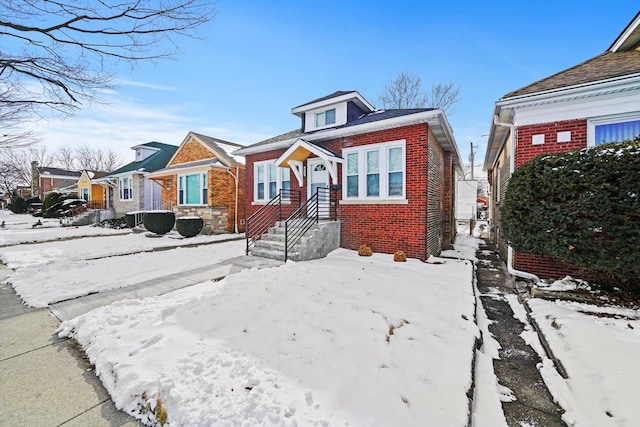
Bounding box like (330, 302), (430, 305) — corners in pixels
(492, 114), (540, 283)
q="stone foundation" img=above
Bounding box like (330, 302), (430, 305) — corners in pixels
(173, 206), (229, 234)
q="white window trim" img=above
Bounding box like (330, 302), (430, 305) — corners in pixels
(315, 108), (336, 127)
(587, 112), (640, 147)
(341, 140), (406, 203)
(253, 160), (291, 204)
(119, 176), (133, 201)
(177, 171), (208, 206)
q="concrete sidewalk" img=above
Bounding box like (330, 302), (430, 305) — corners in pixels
(0, 256), (282, 426)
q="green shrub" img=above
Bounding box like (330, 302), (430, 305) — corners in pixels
(142, 211), (175, 235)
(502, 137), (640, 289)
(94, 217), (128, 229)
(42, 192), (62, 213)
(9, 194), (26, 213)
(176, 216), (204, 237)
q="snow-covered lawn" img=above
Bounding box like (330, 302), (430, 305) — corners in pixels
(526, 298), (640, 427)
(6, 240), (246, 307)
(0, 211), (128, 245)
(0, 211), (245, 307)
(59, 250), (478, 426)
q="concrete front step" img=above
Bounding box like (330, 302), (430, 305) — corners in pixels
(250, 247), (299, 261)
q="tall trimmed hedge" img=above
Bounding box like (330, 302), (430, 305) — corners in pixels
(502, 137), (640, 288)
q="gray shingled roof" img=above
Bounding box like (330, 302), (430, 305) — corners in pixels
(245, 109), (434, 150)
(292, 91), (357, 109)
(37, 167), (82, 178)
(503, 50), (640, 99)
(190, 132), (244, 165)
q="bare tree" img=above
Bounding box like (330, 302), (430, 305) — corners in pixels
(54, 146), (76, 170)
(379, 71), (427, 109)
(0, 146), (51, 194)
(0, 0), (216, 146)
(425, 82), (462, 116)
(379, 72), (461, 115)
(74, 145), (123, 171)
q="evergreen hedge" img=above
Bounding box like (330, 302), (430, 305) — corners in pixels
(176, 216), (204, 237)
(502, 137), (640, 289)
(9, 194), (27, 213)
(142, 211), (175, 235)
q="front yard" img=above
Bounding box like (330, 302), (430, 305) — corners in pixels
(1, 210), (639, 426)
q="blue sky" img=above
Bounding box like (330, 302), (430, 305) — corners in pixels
(25, 1), (639, 169)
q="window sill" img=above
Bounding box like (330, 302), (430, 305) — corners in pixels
(340, 199), (408, 205)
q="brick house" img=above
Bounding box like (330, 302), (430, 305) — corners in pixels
(235, 91), (463, 260)
(31, 162), (82, 199)
(98, 142), (178, 217)
(483, 12), (640, 279)
(147, 132), (246, 234)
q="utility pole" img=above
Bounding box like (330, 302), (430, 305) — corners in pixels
(469, 142), (476, 180)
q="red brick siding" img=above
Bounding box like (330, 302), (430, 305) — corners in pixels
(514, 252), (595, 281)
(501, 119), (593, 280)
(244, 123), (456, 260)
(426, 133), (443, 256)
(515, 119), (587, 167)
(441, 151), (455, 248)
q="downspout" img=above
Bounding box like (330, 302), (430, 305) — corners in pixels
(493, 115), (540, 282)
(227, 166), (239, 234)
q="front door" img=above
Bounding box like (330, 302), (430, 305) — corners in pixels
(307, 158), (330, 218)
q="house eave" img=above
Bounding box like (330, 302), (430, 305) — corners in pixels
(291, 91), (375, 116)
(497, 73), (640, 110)
(236, 110), (463, 174)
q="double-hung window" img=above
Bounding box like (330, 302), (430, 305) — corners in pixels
(119, 176), (133, 200)
(254, 160), (291, 203)
(315, 108), (336, 127)
(342, 140), (406, 202)
(178, 172), (208, 205)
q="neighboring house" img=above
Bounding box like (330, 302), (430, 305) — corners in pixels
(483, 12), (640, 279)
(235, 90), (463, 260)
(99, 142), (178, 217)
(147, 131), (246, 234)
(31, 162), (82, 199)
(77, 170), (109, 209)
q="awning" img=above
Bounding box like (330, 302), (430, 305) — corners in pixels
(274, 138), (343, 185)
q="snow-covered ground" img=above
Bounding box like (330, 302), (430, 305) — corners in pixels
(0, 211), (128, 245)
(524, 298), (640, 427)
(0, 211), (244, 307)
(59, 250), (478, 426)
(2, 209), (640, 426)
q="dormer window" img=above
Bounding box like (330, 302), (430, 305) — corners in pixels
(315, 109), (336, 127)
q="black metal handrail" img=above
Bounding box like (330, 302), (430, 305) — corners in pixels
(246, 189), (300, 254)
(284, 187), (337, 261)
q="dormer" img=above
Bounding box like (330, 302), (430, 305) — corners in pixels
(132, 142), (162, 161)
(291, 91), (375, 133)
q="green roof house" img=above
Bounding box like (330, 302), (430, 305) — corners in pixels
(98, 142), (178, 216)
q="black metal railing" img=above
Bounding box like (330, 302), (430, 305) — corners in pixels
(246, 189), (301, 255)
(284, 187), (337, 261)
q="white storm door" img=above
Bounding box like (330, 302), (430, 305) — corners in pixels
(307, 158), (329, 218)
